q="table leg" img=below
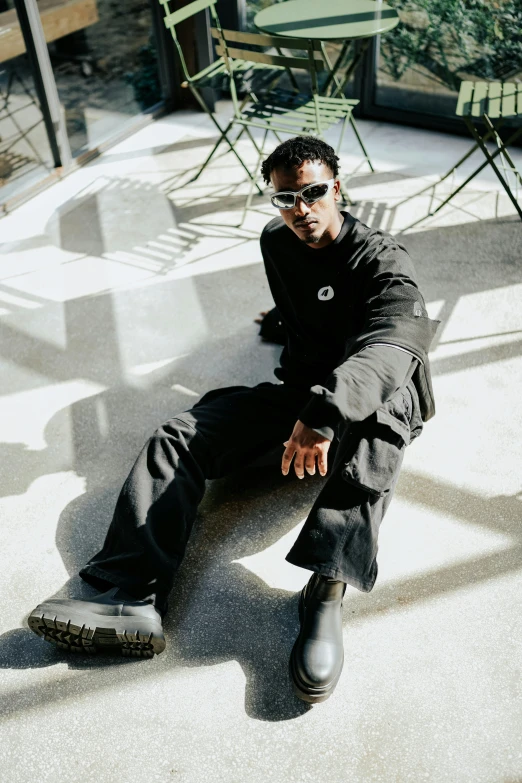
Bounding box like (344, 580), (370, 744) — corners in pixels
(482, 114), (522, 190)
(331, 39), (371, 98)
(465, 116), (522, 218)
(400, 120), (522, 230)
(320, 40), (351, 96)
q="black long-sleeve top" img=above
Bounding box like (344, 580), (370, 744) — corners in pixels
(260, 211), (433, 440)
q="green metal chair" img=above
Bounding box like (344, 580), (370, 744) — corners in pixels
(205, 27), (374, 216)
(400, 80), (522, 229)
(157, 0), (295, 190)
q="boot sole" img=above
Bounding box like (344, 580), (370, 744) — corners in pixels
(289, 590), (343, 704)
(27, 604), (166, 659)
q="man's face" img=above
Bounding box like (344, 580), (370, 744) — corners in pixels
(270, 160), (342, 249)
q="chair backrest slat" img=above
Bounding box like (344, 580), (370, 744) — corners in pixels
(487, 82), (502, 118)
(501, 82), (517, 117)
(210, 27), (311, 52)
(163, 0), (217, 31)
(471, 82), (488, 117)
(456, 81), (474, 117)
(457, 79), (522, 119)
(215, 43), (319, 73)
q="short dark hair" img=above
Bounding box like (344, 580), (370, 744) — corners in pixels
(261, 136), (340, 185)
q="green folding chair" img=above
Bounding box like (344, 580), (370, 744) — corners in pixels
(157, 0), (296, 191)
(400, 81), (522, 229)
(205, 27), (373, 218)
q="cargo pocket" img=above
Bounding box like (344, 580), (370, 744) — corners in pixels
(342, 408), (410, 497)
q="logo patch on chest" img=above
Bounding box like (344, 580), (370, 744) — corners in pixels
(318, 286), (334, 301)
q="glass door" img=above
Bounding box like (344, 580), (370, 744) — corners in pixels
(44, 0), (163, 157)
(1, 0), (165, 212)
(0, 0), (56, 209)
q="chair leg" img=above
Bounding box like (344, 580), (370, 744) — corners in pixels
(190, 129), (227, 183)
(188, 88), (262, 192)
(208, 125), (247, 165)
(483, 115), (522, 190)
(399, 121), (522, 230)
(243, 126), (264, 157)
(319, 41), (347, 98)
(240, 129), (269, 226)
(465, 117), (522, 220)
(2, 67), (48, 168)
(348, 115), (374, 172)
(339, 181), (353, 206)
(398, 160), (499, 231)
(395, 119), (505, 209)
(190, 117), (261, 192)
(335, 113), (349, 156)
(209, 122), (270, 180)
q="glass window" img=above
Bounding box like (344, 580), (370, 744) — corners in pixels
(375, 0), (522, 118)
(43, 0), (162, 157)
(0, 0), (55, 208)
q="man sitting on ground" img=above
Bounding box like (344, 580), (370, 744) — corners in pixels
(28, 136), (438, 704)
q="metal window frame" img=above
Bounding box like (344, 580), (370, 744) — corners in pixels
(13, 0), (71, 168)
(1, 0), (175, 212)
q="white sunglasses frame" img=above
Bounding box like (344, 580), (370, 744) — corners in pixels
(270, 178), (336, 209)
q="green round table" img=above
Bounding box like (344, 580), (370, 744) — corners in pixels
(254, 0), (399, 96)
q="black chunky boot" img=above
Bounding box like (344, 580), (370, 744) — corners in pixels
(27, 587), (165, 658)
(289, 573), (346, 703)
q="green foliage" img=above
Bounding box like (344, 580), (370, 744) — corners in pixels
(381, 0), (522, 91)
(246, 0), (522, 92)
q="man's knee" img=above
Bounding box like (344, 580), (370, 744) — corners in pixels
(148, 416), (206, 472)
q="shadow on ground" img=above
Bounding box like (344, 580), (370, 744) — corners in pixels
(0, 189), (521, 722)
(0, 451), (319, 722)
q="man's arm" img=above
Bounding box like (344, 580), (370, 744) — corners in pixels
(281, 344), (414, 478)
(298, 343), (415, 441)
(297, 232), (433, 435)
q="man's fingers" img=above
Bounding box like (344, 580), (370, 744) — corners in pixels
(283, 441), (305, 479)
(317, 448), (328, 477)
(282, 438), (330, 480)
(293, 454), (305, 479)
(281, 443), (295, 476)
(254, 310), (269, 324)
(305, 452), (316, 476)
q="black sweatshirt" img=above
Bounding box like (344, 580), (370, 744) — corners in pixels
(260, 211), (430, 441)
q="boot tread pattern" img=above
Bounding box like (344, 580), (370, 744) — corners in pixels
(28, 612), (161, 658)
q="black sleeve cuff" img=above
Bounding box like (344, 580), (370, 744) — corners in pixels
(298, 388), (342, 442)
(310, 425), (335, 442)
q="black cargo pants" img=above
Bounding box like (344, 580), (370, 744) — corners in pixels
(80, 381), (422, 614)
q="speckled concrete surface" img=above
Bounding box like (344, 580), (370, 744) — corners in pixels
(0, 106), (521, 783)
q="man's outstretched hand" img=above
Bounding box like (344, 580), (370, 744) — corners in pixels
(254, 310), (269, 325)
(282, 420), (331, 479)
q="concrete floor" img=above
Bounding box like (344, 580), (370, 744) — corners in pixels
(0, 104), (521, 782)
